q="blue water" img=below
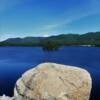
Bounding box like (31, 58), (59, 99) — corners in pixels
(0, 46), (100, 100)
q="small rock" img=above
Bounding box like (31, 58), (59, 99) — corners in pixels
(0, 95), (14, 100)
(14, 63), (92, 100)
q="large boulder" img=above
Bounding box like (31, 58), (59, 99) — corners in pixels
(14, 63), (92, 100)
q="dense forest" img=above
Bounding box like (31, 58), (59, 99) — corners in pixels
(0, 32), (100, 50)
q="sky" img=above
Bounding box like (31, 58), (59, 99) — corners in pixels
(0, 0), (100, 40)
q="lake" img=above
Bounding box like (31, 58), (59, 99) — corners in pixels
(0, 46), (100, 100)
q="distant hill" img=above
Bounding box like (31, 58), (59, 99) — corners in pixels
(3, 37), (45, 45)
(0, 32), (100, 50)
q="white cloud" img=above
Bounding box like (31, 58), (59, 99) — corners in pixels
(0, 0), (100, 40)
(40, 0), (100, 33)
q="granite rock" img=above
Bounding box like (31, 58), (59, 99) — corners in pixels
(0, 95), (14, 100)
(14, 63), (92, 100)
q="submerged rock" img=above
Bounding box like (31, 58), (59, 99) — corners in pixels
(14, 63), (92, 100)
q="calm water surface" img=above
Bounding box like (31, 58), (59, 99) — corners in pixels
(0, 46), (100, 100)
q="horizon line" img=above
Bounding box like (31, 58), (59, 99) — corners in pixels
(1, 31), (100, 42)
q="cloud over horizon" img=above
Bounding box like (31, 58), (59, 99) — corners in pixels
(0, 0), (100, 40)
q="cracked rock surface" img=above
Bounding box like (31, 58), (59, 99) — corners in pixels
(14, 63), (92, 100)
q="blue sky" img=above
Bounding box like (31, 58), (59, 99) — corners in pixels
(0, 0), (100, 40)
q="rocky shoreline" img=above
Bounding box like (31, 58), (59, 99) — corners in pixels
(0, 63), (92, 100)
